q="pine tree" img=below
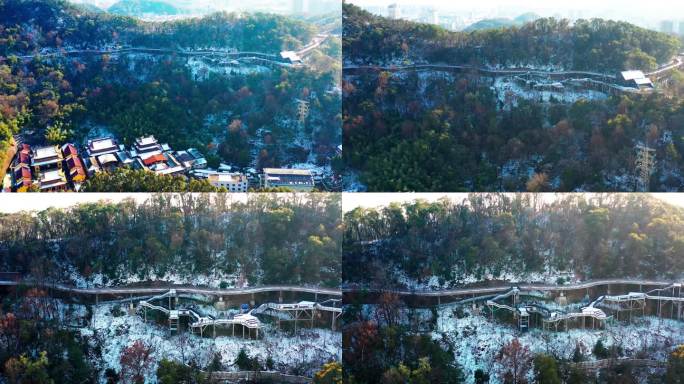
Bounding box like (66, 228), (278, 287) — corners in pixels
(566, 367), (587, 384)
(593, 340), (609, 359)
(474, 369), (490, 384)
(234, 349), (251, 371)
(533, 354), (561, 384)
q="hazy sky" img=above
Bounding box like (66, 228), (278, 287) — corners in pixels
(0, 193), (255, 213)
(69, 0), (337, 15)
(343, 193), (684, 212)
(347, 0), (684, 24)
(346, 0), (684, 13)
(0, 193), (148, 213)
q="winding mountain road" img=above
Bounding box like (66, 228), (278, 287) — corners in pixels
(208, 371), (312, 383)
(344, 54), (684, 83)
(573, 358), (667, 372)
(16, 33), (330, 65)
(343, 278), (678, 297)
(0, 279), (341, 297)
(2, 278), (678, 302)
(647, 55), (684, 77)
(344, 63), (615, 79)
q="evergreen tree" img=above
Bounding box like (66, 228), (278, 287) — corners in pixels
(593, 340), (609, 359)
(566, 367), (587, 384)
(533, 354), (561, 384)
(234, 349), (251, 371)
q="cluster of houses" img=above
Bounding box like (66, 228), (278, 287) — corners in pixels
(5, 135), (317, 192)
(11, 143), (86, 192)
(83, 136), (194, 177)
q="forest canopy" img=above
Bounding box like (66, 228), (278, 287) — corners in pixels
(0, 193), (342, 287)
(344, 194), (684, 288)
(1, 0), (314, 53)
(343, 3), (681, 73)
(342, 4), (684, 193)
(0, 0), (340, 172)
(343, 66), (684, 192)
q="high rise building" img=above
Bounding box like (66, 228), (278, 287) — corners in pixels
(568, 10), (584, 21)
(428, 8), (439, 25)
(679, 21), (684, 35)
(660, 20), (675, 34)
(293, 0), (309, 14)
(308, 0), (338, 15)
(388, 3), (400, 20)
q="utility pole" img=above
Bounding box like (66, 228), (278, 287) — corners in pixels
(635, 144), (655, 192)
(296, 99), (310, 127)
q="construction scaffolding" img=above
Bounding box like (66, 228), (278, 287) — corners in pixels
(136, 290), (341, 340)
(592, 285), (684, 321)
(650, 284), (684, 320)
(479, 282), (684, 333)
(485, 287), (611, 332)
(599, 293), (646, 323)
(252, 299), (342, 332)
(635, 144), (656, 192)
(138, 290), (262, 339)
(540, 305), (610, 332)
(296, 99), (310, 126)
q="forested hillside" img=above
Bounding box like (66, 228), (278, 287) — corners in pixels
(75, 53), (339, 169)
(344, 194), (684, 288)
(130, 12), (314, 51)
(0, 0), (137, 50)
(343, 5), (684, 193)
(463, 13), (541, 32)
(1, 0), (314, 53)
(344, 67), (684, 192)
(342, 312), (465, 384)
(0, 193), (342, 287)
(0, 0), (340, 173)
(343, 4), (681, 72)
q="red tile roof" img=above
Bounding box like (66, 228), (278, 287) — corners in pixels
(18, 152), (30, 164)
(143, 154), (166, 167)
(62, 144), (78, 157)
(70, 166), (86, 178)
(14, 166), (31, 180)
(66, 155), (83, 169)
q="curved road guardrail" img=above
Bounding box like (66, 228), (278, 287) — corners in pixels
(208, 371), (312, 383)
(572, 358), (667, 371)
(0, 279), (341, 297)
(343, 279), (678, 297)
(344, 55), (684, 88)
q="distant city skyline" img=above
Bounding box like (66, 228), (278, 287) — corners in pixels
(346, 0), (684, 32)
(68, 0), (339, 16)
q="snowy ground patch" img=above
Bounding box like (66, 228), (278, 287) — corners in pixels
(434, 305), (684, 384)
(86, 303), (341, 383)
(494, 77), (608, 108)
(65, 265), (242, 289)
